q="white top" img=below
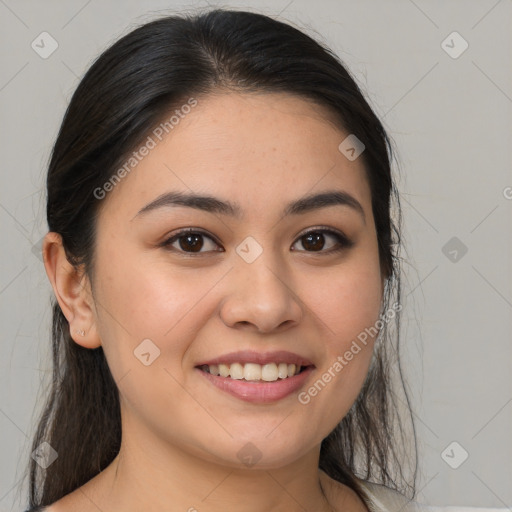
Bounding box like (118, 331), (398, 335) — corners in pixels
(359, 480), (425, 511)
(359, 480), (506, 512)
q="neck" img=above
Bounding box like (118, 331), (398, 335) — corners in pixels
(84, 425), (341, 511)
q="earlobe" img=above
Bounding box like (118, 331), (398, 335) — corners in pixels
(42, 232), (101, 349)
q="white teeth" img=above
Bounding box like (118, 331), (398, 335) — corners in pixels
(278, 362), (288, 379)
(261, 363), (278, 382)
(204, 362), (304, 380)
(230, 362), (244, 380)
(218, 364), (230, 377)
(243, 363), (262, 381)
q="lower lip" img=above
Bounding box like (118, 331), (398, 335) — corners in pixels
(197, 367), (314, 404)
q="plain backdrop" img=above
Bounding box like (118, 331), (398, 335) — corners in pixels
(0, 1), (511, 510)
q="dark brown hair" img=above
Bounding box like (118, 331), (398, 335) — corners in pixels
(24, 7), (416, 509)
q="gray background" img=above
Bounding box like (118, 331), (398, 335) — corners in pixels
(1, 0), (511, 510)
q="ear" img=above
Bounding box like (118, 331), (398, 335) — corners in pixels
(42, 232), (101, 348)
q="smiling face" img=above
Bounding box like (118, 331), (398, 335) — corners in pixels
(85, 91), (384, 469)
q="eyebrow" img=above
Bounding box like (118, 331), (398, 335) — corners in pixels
(133, 189), (366, 223)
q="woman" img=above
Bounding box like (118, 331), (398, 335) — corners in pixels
(25, 8), (423, 511)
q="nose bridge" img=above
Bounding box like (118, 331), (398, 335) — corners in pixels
(237, 240), (292, 305)
(220, 236), (303, 332)
(241, 248), (286, 296)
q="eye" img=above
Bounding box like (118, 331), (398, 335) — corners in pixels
(291, 227), (353, 254)
(161, 228), (222, 254)
(160, 227), (353, 256)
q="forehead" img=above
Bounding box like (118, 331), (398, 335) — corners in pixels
(99, 91), (371, 221)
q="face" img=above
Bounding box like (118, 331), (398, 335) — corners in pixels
(86, 92), (384, 469)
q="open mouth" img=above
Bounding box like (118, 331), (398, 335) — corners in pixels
(195, 353), (316, 403)
(197, 362), (311, 382)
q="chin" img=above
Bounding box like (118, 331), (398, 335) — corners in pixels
(209, 433), (317, 471)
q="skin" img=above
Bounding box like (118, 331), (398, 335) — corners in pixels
(43, 91), (385, 512)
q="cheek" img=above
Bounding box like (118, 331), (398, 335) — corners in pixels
(91, 244), (222, 370)
(301, 250), (383, 405)
(314, 258), (383, 352)
(296, 275), (381, 438)
(90, 246), (211, 414)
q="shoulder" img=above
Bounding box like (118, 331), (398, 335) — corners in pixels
(26, 466), (110, 512)
(26, 498), (77, 512)
(357, 479), (430, 512)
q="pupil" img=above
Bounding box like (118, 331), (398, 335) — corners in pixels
(180, 234), (203, 252)
(304, 232), (324, 251)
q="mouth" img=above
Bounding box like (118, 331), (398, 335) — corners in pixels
(195, 351), (315, 403)
(197, 362), (310, 382)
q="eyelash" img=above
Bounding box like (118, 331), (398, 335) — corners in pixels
(160, 226), (354, 256)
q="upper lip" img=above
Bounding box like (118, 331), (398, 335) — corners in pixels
(196, 350), (314, 367)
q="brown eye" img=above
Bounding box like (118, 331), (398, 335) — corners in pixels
(292, 228), (353, 253)
(161, 227), (352, 256)
(300, 232), (326, 251)
(177, 233), (204, 252)
(162, 229), (221, 254)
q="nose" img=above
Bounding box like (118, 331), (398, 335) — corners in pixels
(219, 251), (303, 334)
